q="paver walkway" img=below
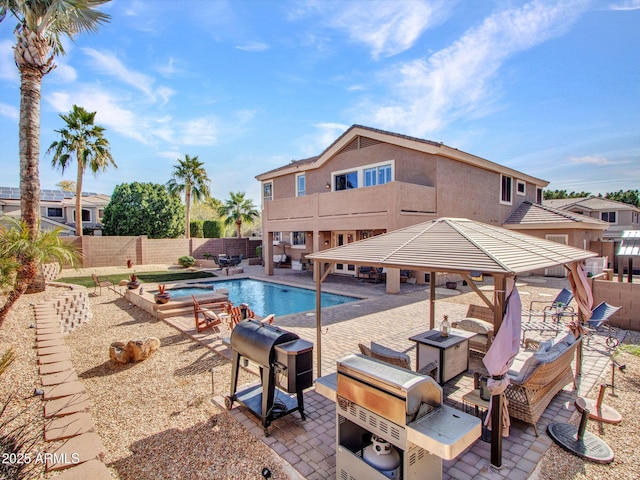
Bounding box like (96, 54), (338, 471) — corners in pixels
(162, 265), (621, 480)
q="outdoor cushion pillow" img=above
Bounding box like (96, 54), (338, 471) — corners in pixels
(370, 342), (411, 369)
(456, 318), (493, 335)
(508, 351), (539, 383)
(534, 343), (566, 363)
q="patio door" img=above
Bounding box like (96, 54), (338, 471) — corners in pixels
(545, 234), (568, 277)
(333, 231), (356, 275)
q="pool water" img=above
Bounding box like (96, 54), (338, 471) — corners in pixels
(165, 279), (358, 317)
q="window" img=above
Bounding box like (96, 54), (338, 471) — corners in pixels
(536, 187), (543, 204)
(601, 211), (617, 223)
(364, 164), (392, 187)
(47, 207), (63, 217)
(500, 175), (513, 205)
(516, 180), (526, 196)
(73, 209), (91, 222)
(263, 182), (273, 201)
(296, 173), (306, 197)
(335, 171), (358, 190)
(98, 209), (104, 219)
(633, 212), (639, 224)
(292, 231), (306, 246)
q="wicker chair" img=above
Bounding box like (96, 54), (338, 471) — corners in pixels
(358, 342), (437, 379)
(451, 304), (495, 354)
(493, 334), (582, 436)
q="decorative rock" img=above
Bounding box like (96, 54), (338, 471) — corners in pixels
(109, 337), (160, 364)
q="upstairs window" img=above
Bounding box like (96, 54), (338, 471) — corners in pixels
(335, 171), (358, 190)
(263, 182), (273, 201)
(364, 164), (392, 186)
(536, 187), (543, 204)
(47, 207), (63, 217)
(500, 175), (513, 205)
(516, 180), (526, 196)
(292, 231), (306, 246)
(601, 211), (617, 223)
(296, 173), (306, 197)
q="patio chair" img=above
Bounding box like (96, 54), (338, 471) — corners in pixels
(228, 254), (243, 267)
(92, 273), (113, 295)
(216, 254), (231, 268)
(525, 288), (574, 322)
(357, 266), (374, 281)
(193, 295), (223, 333)
(358, 342), (437, 379)
(585, 301), (622, 347)
(222, 302), (256, 329)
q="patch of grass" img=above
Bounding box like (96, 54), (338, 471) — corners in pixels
(59, 270), (217, 288)
(618, 343), (640, 358)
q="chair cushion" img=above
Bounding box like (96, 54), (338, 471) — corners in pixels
(534, 344), (565, 363)
(455, 318), (493, 335)
(370, 342), (411, 369)
(508, 351), (540, 382)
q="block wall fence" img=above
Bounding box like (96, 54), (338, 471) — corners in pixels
(590, 276), (640, 331)
(67, 236), (262, 268)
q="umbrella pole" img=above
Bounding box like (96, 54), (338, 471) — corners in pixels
(315, 260), (322, 378)
(490, 275), (506, 468)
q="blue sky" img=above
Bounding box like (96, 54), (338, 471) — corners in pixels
(0, 0), (638, 206)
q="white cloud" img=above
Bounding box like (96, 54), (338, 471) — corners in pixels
(179, 117), (218, 146)
(296, 123), (349, 157)
(236, 42), (270, 52)
(0, 102), (19, 120)
(50, 60), (77, 83)
(82, 48), (174, 104)
(568, 155), (612, 165)
(0, 40), (18, 82)
(363, 0), (589, 137)
(608, 0), (640, 10)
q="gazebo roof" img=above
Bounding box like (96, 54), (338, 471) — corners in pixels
(307, 217), (596, 274)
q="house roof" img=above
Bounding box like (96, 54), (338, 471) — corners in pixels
(503, 201), (609, 230)
(307, 217), (596, 275)
(0, 187), (105, 203)
(618, 230), (640, 256)
(255, 125), (549, 187)
(545, 196), (640, 212)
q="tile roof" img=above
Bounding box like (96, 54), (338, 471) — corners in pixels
(504, 201), (608, 227)
(545, 196), (640, 212)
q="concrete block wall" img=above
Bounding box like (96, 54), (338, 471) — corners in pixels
(46, 285), (93, 333)
(42, 263), (61, 282)
(591, 278), (640, 331)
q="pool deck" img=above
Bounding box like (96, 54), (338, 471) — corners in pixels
(160, 264), (620, 480)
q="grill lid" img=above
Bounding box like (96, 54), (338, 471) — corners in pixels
(230, 319), (299, 366)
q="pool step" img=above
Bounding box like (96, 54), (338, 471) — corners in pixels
(157, 299), (229, 320)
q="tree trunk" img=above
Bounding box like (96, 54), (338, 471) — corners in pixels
(75, 152), (84, 236)
(0, 260), (37, 327)
(185, 188), (191, 239)
(19, 68), (43, 241)
(236, 219), (242, 238)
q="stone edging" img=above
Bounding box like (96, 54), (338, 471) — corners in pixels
(33, 286), (111, 479)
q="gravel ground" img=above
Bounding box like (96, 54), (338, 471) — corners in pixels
(1, 271), (638, 480)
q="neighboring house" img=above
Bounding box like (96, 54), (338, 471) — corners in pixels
(256, 125), (559, 279)
(0, 186), (110, 236)
(545, 196), (640, 270)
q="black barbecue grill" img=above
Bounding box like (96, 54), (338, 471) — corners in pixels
(225, 319), (313, 435)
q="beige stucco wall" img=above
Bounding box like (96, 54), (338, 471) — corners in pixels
(590, 277), (640, 331)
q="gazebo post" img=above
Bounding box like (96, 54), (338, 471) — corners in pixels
(490, 274), (506, 468)
(314, 259), (322, 378)
(429, 270), (436, 329)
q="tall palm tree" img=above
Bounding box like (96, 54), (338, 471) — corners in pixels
(48, 105), (115, 236)
(1, 0), (110, 241)
(218, 191), (259, 238)
(166, 154), (211, 238)
(56, 180), (76, 192)
(0, 216), (80, 326)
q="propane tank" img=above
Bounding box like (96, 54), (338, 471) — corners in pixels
(363, 435), (401, 479)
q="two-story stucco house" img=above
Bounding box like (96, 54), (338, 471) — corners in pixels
(0, 186), (109, 235)
(545, 196), (640, 269)
(256, 125), (591, 280)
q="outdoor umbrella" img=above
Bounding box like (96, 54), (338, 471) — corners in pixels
(482, 277), (522, 437)
(568, 261), (594, 322)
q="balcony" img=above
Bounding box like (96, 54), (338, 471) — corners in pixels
(263, 181), (436, 231)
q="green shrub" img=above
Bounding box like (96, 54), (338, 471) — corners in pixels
(190, 220), (204, 238)
(203, 220), (222, 238)
(178, 255), (196, 268)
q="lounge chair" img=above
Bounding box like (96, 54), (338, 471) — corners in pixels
(193, 295), (224, 333)
(585, 301), (622, 347)
(222, 302), (256, 329)
(92, 273), (113, 295)
(524, 288), (574, 322)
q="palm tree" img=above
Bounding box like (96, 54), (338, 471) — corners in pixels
(218, 191), (259, 238)
(166, 154), (211, 238)
(0, 216), (80, 326)
(56, 180), (76, 192)
(48, 105), (116, 236)
(1, 0), (110, 241)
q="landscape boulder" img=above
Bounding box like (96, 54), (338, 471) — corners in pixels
(109, 337), (160, 364)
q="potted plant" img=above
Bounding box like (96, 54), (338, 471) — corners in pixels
(154, 284), (171, 304)
(127, 273), (140, 289)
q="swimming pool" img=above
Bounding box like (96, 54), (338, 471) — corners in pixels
(164, 279), (358, 317)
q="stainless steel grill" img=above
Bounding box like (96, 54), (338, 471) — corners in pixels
(335, 354), (480, 480)
(225, 319), (313, 435)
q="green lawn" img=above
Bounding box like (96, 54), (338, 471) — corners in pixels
(59, 270), (217, 288)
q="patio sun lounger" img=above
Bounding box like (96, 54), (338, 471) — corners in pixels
(524, 288), (574, 322)
(193, 295), (224, 333)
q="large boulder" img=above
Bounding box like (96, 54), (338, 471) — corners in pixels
(109, 337), (160, 364)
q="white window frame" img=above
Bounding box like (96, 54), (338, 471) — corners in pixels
(332, 160), (395, 191)
(500, 175), (513, 205)
(263, 181), (273, 202)
(516, 179), (526, 196)
(296, 173), (306, 197)
(272, 231), (282, 245)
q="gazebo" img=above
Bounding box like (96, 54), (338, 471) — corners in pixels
(307, 217), (597, 467)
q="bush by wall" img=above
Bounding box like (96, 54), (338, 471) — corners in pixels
(203, 220), (222, 238)
(190, 220), (204, 238)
